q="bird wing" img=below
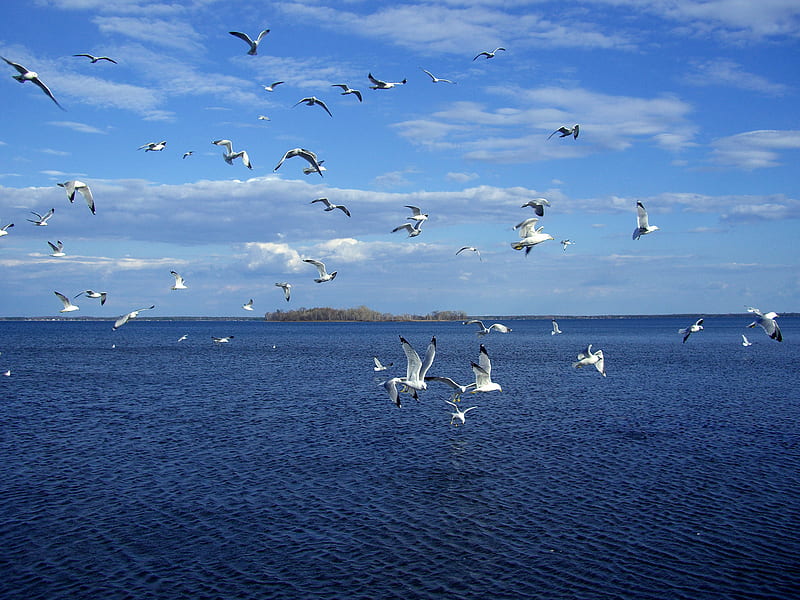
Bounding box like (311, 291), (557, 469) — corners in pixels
(400, 336), (422, 381)
(77, 184), (95, 214)
(213, 139), (233, 153)
(31, 76), (65, 110)
(229, 31), (254, 45)
(316, 99), (333, 117)
(489, 323), (511, 333)
(593, 350), (606, 376)
(256, 29), (270, 42)
(303, 259), (327, 277)
(419, 336), (436, 379)
(312, 197), (332, 208)
(368, 73), (384, 86)
(405, 205), (422, 216)
(636, 202), (650, 229)
(391, 223), (413, 233)
(47, 240), (61, 252)
(477, 344), (492, 378)
(2, 56), (29, 76)
(54, 291), (71, 308)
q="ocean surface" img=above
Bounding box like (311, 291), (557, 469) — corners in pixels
(1, 316), (798, 599)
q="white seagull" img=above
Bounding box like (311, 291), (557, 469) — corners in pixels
(0, 221), (13, 237)
(421, 68), (456, 84)
(456, 246), (482, 261)
(303, 160), (327, 175)
(275, 282), (292, 302)
(57, 180), (95, 215)
(170, 271), (187, 290)
(76, 290), (107, 305)
(303, 258), (337, 282)
(182, 151), (194, 159)
(178, 334), (188, 342)
(552, 319), (563, 335)
(368, 73), (407, 89)
(257, 115), (270, 121)
(274, 148), (325, 176)
(392, 221), (424, 237)
(113, 305), (155, 330)
(560, 239), (575, 252)
(229, 29), (270, 55)
(464, 319), (512, 337)
(520, 197), (551, 217)
(311, 197), (351, 217)
(242, 299), (254, 311)
(632, 201), (659, 240)
(445, 401), (477, 426)
(212, 336), (234, 343)
(262, 81), (284, 92)
(373, 357), (393, 372)
(28, 208), (55, 226)
(405, 205), (428, 223)
(548, 124), (580, 140)
(73, 53), (117, 64)
(54, 291), (79, 313)
(212, 139), (252, 169)
(679, 318), (704, 343)
(572, 344), (606, 377)
(47, 240), (66, 257)
(473, 47), (506, 60)
(424, 376), (476, 402)
(2, 56), (65, 110)
(746, 306), (782, 342)
(293, 96), (333, 117)
(331, 84), (363, 102)
(381, 336), (436, 407)
(470, 344), (502, 393)
(139, 140), (166, 152)
(741, 334), (753, 347)
(512, 217), (554, 254)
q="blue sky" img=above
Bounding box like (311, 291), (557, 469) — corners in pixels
(1, 0), (798, 318)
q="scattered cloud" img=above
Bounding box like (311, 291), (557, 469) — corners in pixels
(710, 130), (800, 169)
(46, 121), (109, 134)
(684, 59), (790, 95)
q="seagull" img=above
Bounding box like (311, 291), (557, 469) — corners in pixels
(381, 336), (436, 406)
(113, 305), (155, 330)
(303, 258), (337, 283)
(73, 53), (117, 64)
(741, 334), (752, 347)
(632, 201), (659, 240)
(274, 148), (325, 176)
(275, 282), (292, 301)
(75, 290), (107, 305)
(54, 291), (79, 313)
(560, 239), (575, 252)
(520, 198), (551, 217)
(572, 344), (606, 377)
(293, 96), (333, 117)
(424, 376), (476, 402)
(28, 208), (55, 226)
(262, 81), (284, 92)
(170, 271), (187, 290)
(746, 306), (782, 342)
(57, 180), (95, 214)
(212, 139), (252, 169)
(373, 357), (393, 372)
(511, 217), (554, 254)
(303, 160), (326, 175)
(1, 221), (14, 237)
(331, 84), (362, 101)
(456, 246), (482, 261)
(464, 319), (512, 337)
(182, 151), (194, 159)
(2, 370), (9, 377)
(2, 56), (65, 110)
(552, 319), (563, 335)
(212, 336), (234, 343)
(139, 140), (166, 152)
(445, 400), (477, 426)
(679, 318), (704, 343)
(47, 240), (66, 257)
(229, 29), (270, 55)
(257, 115), (270, 121)
(421, 68), (456, 84)
(473, 47), (506, 60)
(405, 205), (428, 223)
(368, 73), (407, 89)
(548, 124), (580, 140)
(470, 344), (502, 393)
(391, 221), (424, 237)
(311, 197), (350, 217)
(242, 299), (254, 311)
(178, 334), (188, 342)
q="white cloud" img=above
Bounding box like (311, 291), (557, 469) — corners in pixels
(92, 16), (204, 51)
(446, 172), (480, 183)
(46, 121), (108, 134)
(684, 59), (790, 95)
(710, 130), (800, 169)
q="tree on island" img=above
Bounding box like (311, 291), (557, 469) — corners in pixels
(264, 305), (467, 322)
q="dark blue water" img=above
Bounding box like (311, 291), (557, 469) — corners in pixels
(1, 317), (798, 599)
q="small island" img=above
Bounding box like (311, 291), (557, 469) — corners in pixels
(264, 305), (468, 322)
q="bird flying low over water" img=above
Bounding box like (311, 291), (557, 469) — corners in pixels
(76, 290), (107, 305)
(275, 282), (292, 302)
(54, 291), (79, 313)
(381, 336), (436, 407)
(73, 53), (117, 64)
(746, 306), (782, 342)
(632, 201), (659, 240)
(293, 96), (333, 117)
(170, 271), (187, 290)
(473, 47), (506, 60)
(212, 139), (252, 169)
(242, 299), (254, 311)
(741, 334), (752, 347)
(28, 208), (55, 226)
(58, 180), (95, 214)
(274, 148), (325, 176)
(368, 73), (406, 89)
(573, 344), (606, 376)
(212, 336), (234, 343)
(548, 124), (579, 140)
(331, 84), (362, 101)
(679, 318), (704, 343)
(464, 319), (512, 336)
(2, 56), (65, 110)
(373, 357), (393, 372)
(445, 401), (477, 426)
(311, 197), (350, 216)
(303, 258), (337, 282)
(139, 140), (166, 152)
(521, 197), (551, 217)
(552, 319), (563, 335)
(229, 29), (270, 55)
(113, 305), (155, 330)
(470, 344), (502, 393)
(425, 376), (476, 403)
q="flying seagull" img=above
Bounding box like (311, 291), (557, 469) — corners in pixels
(76, 290), (107, 305)
(274, 148), (325, 176)
(572, 344), (606, 376)
(391, 221), (424, 237)
(262, 81), (284, 92)
(113, 305), (155, 330)
(456, 246), (482, 261)
(28, 208), (55, 226)
(552, 319), (563, 335)
(741, 334), (752, 347)
(47, 240), (66, 257)
(445, 401), (477, 426)
(679, 318), (704, 343)
(2, 56), (65, 110)
(473, 47), (506, 60)
(182, 151), (194, 159)
(229, 29), (270, 55)
(54, 291), (79, 313)
(0, 221), (14, 237)
(548, 124), (580, 140)
(293, 96), (333, 117)
(57, 180), (95, 215)
(405, 205), (428, 223)
(512, 217), (554, 254)
(242, 299), (254, 311)
(303, 160), (327, 175)
(381, 335), (436, 407)
(368, 73), (407, 89)
(170, 270), (187, 290)
(746, 306), (782, 342)
(73, 53), (117, 64)
(212, 139), (252, 169)
(311, 197), (350, 217)
(212, 336), (234, 343)
(275, 282), (292, 302)
(560, 239), (575, 252)
(373, 357), (393, 372)
(520, 198), (551, 217)
(178, 334), (188, 342)
(463, 319), (512, 337)
(470, 344), (502, 393)
(139, 140), (166, 152)
(331, 84), (362, 101)
(632, 201), (659, 240)
(421, 68), (456, 84)
(303, 258), (337, 282)
(257, 115), (270, 121)
(424, 376), (477, 403)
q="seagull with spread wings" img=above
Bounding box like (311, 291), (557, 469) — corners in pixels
(2, 56), (65, 110)
(228, 29), (270, 55)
